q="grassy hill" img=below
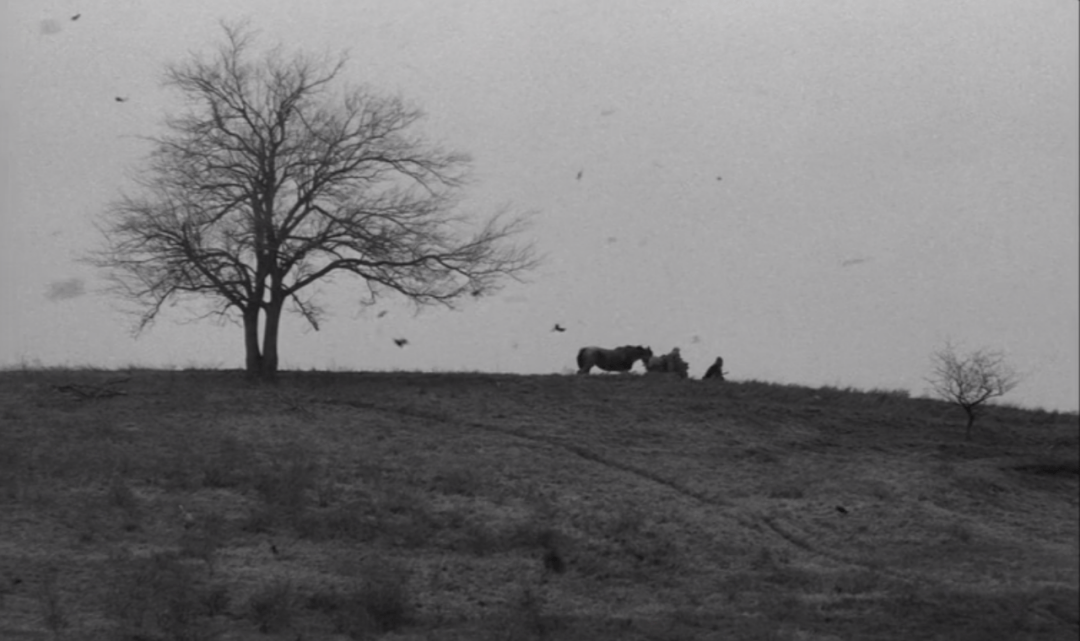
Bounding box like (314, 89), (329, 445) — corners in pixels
(0, 368), (1077, 640)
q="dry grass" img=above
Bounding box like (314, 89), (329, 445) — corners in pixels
(0, 368), (1076, 640)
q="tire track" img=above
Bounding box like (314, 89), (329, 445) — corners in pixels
(326, 396), (913, 579)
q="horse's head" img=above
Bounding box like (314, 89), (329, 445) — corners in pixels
(638, 345), (654, 363)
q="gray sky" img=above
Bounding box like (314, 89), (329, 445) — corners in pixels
(2, 0), (1078, 410)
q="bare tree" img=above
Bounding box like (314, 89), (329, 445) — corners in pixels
(88, 24), (538, 380)
(928, 342), (1020, 440)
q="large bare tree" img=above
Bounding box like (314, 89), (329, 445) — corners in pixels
(928, 341), (1020, 440)
(90, 24), (538, 380)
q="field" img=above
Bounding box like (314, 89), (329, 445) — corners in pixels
(0, 368), (1077, 640)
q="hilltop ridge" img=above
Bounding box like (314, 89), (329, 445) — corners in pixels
(0, 368), (1076, 640)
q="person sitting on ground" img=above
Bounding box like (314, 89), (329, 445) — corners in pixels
(702, 356), (725, 381)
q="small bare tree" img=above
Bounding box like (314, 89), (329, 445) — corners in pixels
(928, 342), (1020, 440)
(88, 24), (538, 380)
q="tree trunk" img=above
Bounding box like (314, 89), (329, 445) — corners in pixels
(964, 408), (975, 441)
(243, 308), (263, 379)
(258, 300), (283, 382)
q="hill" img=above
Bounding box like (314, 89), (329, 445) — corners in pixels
(0, 368), (1077, 640)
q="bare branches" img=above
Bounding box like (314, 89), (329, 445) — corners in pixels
(88, 23), (538, 374)
(928, 341), (1020, 440)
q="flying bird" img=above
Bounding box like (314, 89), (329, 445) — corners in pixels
(114, 96), (128, 103)
(600, 108), (617, 116)
(71, 13), (81, 21)
(835, 506), (849, 515)
(840, 257), (872, 268)
(376, 310), (388, 318)
(576, 170), (583, 181)
(552, 324), (566, 333)
(716, 176), (722, 181)
(393, 338), (408, 348)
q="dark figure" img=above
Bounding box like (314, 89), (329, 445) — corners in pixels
(552, 324), (566, 332)
(703, 356), (725, 381)
(393, 338), (408, 348)
(645, 347), (689, 379)
(114, 96), (128, 102)
(576, 345), (652, 374)
(71, 13), (81, 21)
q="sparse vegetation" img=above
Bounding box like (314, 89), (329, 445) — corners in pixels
(0, 368), (1076, 639)
(929, 341), (1021, 440)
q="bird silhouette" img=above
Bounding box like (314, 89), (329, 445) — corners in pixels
(114, 96), (128, 103)
(71, 13), (81, 21)
(576, 170), (583, 181)
(393, 338), (408, 347)
(552, 324), (566, 332)
(835, 506), (849, 515)
(376, 310), (388, 318)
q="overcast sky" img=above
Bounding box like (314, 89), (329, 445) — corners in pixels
(2, 0), (1077, 411)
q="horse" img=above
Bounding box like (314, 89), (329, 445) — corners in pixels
(645, 347), (689, 378)
(702, 356), (726, 381)
(576, 345), (653, 374)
